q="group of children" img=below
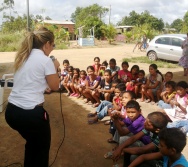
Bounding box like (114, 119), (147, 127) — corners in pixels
(55, 56), (188, 166)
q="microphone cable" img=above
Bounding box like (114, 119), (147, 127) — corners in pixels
(49, 86), (66, 167)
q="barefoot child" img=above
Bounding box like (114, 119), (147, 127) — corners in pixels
(77, 70), (87, 98)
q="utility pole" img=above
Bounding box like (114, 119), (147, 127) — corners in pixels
(109, 5), (111, 25)
(26, 0), (30, 31)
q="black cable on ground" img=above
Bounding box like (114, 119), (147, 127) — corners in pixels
(49, 87), (65, 167)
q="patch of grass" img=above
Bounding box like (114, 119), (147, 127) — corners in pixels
(123, 56), (179, 68)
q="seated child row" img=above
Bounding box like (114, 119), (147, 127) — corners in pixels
(60, 57), (188, 166)
(87, 92), (188, 166)
(61, 57), (181, 108)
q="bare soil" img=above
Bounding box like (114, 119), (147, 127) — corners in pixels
(0, 43), (188, 167)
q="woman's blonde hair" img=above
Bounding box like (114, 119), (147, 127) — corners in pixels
(14, 27), (54, 72)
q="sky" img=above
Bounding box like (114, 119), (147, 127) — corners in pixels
(0, 0), (188, 26)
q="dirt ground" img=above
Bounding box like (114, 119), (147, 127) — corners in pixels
(0, 43), (188, 167)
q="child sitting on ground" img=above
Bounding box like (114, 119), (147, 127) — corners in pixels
(111, 112), (168, 167)
(134, 70), (146, 99)
(107, 58), (120, 80)
(82, 66), (101, 105)
(70, 68), (80, 97)
(157, 71), (173, 100)
(61, 59), (70, 82)
(128, 128), (188, 167)
(141, 64), (163, 104)
(93, 57), (101, 75)
(118, 61), (131, 84)
(62, 66), (74, 96)
(94, 69), (113, 102)
(87, 83), (125, 124)
(158, 81), (176, 109)
(104, 100), (151, 159)
(77, 70), (87, 98)
(126, 65), (139, 92)
(162, 81), (188, 122)
(99, 60), (108, 78)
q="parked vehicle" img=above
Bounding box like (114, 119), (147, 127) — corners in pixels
(146, 34), (187, 62)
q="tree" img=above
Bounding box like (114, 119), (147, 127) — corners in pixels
(71, 4), (109, 39)
(117, 10), (164, 31)
(101, 24), (116, 44)
(170, 19), (183, 32)
(0, 0), (14, 21)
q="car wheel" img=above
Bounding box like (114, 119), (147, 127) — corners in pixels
(148, 51), (157, 61)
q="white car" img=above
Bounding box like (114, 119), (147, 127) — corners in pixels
(146, 34), (187, 62)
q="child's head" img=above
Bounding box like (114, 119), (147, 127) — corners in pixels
(130, 65), (139, 75)
(114, 83), (126, 97)
(121, 90), (136, 106)
(121, 61), (129, 71)
(165, 81), (176, 93)
(67, 66), (74, 76)
(102, 60), (108, 67)
(125, 100), (141, 121)
(63, 59), (70, 70)
(158, 128), (186, 155)
(176, 81), (188, 97)
(104, 69), (112, 81)
(80, 70), (87, 79)
(138, 70), (145, 79)
(109, 58), (116, 69)
(86, 66), (95, 76)
(149, 64), (158, 75)
(144, 112), (168, 133)
(111, 79), (122, 90)
(94, 57), (100, 65)
(73, 68), (80, 78)
(164, 72), (173, 82)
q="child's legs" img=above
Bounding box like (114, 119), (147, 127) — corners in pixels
(104, 92), (110, 101)
(147, 89), (155, 101)
(70, 83), (76, 93)
(97, 106), (109, 120)
(91, 91), (101, 104)
(158, 100), (172, 109)
(96, 101), (112, 113)
(63, 82), (71, 93)
(167, 120), (188, 133)
(83, 89), (95, 102)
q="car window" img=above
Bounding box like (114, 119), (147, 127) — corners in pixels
(171, 38), (183, 47)
(155, 37), (170, 45)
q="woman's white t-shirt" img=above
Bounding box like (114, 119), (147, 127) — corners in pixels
(8, 49), (56, 109)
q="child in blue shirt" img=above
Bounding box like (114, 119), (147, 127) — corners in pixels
(128, 128), (188, 167)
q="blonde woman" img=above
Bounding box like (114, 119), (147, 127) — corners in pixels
(5, 27), (60, 167)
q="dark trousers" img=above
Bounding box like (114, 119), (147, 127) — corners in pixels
(5, 103), (51, 167)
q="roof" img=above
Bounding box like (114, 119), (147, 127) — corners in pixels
(37, 19), (75, 25)
(115, 26), (134, 29)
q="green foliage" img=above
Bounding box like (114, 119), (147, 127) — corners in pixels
(123, 57), (179, 68)
(71, 4), (108, 39)
(170, 19), (183, 32)
(117, 10), (164, 31)
(0, 31), (23, 51)
(101, 24), (116, 44)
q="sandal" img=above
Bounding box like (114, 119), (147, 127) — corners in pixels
(104, 120), (110, 125)
(88, 118), (98, 124)
(145, 99), (151, 103)
(66, 92), (70, 96)
(150, 101), (156, 105)
(107, 138), (117, 144)
(87, 101), (93, 105)
(87, 113), (96, 118)
(104, 151), (113, 159)
(92, 103), (100, 108)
